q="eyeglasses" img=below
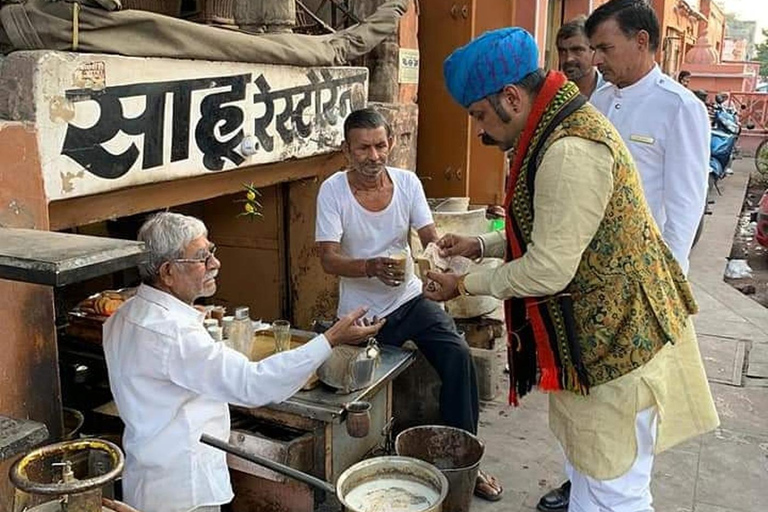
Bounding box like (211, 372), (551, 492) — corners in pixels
(173, 245), (218, 266)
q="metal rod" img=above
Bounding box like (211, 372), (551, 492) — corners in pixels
(296, 0), (336, 33)
(199, 434), (336, 495)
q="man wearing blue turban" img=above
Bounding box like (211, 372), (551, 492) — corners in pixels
(425, 27), (719, 512)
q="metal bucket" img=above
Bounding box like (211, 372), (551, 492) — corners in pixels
(395, 426), (485, 512)
(336, 456), (449, 512)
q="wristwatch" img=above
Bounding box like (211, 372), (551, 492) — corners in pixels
(457, 274), (472, 297)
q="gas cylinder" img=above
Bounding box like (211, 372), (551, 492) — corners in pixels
(9, 438), (141, 512)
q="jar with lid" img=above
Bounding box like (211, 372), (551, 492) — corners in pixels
(229, 306), (254, 357)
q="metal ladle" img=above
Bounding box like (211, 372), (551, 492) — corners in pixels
(199, 433), (335, 494)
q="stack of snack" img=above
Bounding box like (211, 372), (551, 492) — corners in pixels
(76, 291), (128, 317)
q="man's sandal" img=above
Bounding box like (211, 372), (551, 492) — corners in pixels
(474, 470), (503, 502)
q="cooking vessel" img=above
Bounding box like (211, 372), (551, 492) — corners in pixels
(200, 434), (447, 512)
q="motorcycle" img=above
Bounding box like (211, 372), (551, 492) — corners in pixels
(708, 93), (741, 188)
(691, 92), (743, 247)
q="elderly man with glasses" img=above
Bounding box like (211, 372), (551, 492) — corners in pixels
(103, 212), (383, 512)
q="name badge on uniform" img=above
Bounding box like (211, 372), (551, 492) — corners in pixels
(630, 134), (655, 145)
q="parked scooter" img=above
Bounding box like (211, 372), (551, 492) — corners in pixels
(691, 92), (743, 247)
(709, 93), (741, 188)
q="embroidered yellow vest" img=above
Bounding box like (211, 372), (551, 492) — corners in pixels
(531, 103), (698, 387)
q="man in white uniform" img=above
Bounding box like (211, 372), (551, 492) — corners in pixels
(587, 0), (709, 274)
(315, 107), (503, 502)
(103, 212), (383, 512)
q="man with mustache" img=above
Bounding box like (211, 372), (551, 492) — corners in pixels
(557, 16), (606, 99)
(540, 3), (710, 508)
(315, 107), (503, 502)
(588, 0), (709, 275)
(428, 26), (718, 512)
(103, 212), (384, 512)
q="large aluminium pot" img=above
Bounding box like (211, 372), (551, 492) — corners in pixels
(337, 456), (449, 512)
(201, 434), (448, 512)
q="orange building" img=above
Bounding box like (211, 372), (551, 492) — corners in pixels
(699, 0), (725, 59)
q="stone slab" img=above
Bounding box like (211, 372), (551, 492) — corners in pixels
(746, 342), (768, 378)
(695, 430), (768, 511)
(695, 503), (753, 512)
(0, 416), (49, 461)
(709, 383), (768, 436)
(0, 227), (146, 286)
(745, 362), (768, 379)
(697, 334), (747, 386)
(651, 449), (698, 511)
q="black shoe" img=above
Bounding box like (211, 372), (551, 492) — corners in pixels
(536, 480), (571, 512)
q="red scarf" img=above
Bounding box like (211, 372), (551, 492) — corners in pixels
(502, 71), (571, 405)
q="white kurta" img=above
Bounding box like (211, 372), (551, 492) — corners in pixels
(591, 65), (710, 274)
(103, 284), (332, 512)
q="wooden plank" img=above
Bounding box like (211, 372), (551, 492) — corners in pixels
(236, 406), (323, 433)
(416, 0), (473, 199)
(398, 0), (419, 105)
(288, 174), (341, 329)
(467, 0), (515, 205)
(49, 153), (346, 231)
(277, 183), (290, 319)
(0, 123), (62, 512)
(202, 186), (282, 320)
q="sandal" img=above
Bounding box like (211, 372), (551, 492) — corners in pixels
(474, 469), (503, 502)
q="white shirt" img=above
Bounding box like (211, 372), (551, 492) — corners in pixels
(315, 167), (434, 318)
(591, 65), (710, 274)
(590, 69), (607, 99)
(103, 284), (332, 512)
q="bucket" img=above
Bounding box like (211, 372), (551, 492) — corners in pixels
(395, 426), (484, 512)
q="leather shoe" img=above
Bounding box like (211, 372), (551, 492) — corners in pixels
(536, 480), (570, 512)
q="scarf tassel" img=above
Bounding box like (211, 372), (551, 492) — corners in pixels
(538, 366), (561, 391)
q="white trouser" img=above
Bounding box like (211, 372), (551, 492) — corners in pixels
(191, 507), (221, 512)
(566, 408), (658, 512)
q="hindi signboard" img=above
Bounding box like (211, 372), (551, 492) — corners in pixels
(8, 52), (368, 201)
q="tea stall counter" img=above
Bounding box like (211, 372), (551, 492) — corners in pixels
(250, 344), (415, 422)
(228, 343), (415, 511)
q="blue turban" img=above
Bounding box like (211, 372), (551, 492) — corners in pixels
(443, 27), (539, 108)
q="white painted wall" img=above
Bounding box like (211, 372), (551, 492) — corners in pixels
(3, 51), (368, 201)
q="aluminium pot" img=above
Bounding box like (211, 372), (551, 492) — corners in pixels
(337, 456), (449, 512)
(201, 434), (448, 512)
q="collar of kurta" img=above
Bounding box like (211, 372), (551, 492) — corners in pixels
(610, 64), (661, 99)
(136, 283), (206, 323)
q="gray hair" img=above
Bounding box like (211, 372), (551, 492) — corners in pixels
(137, 212), (208, 283)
